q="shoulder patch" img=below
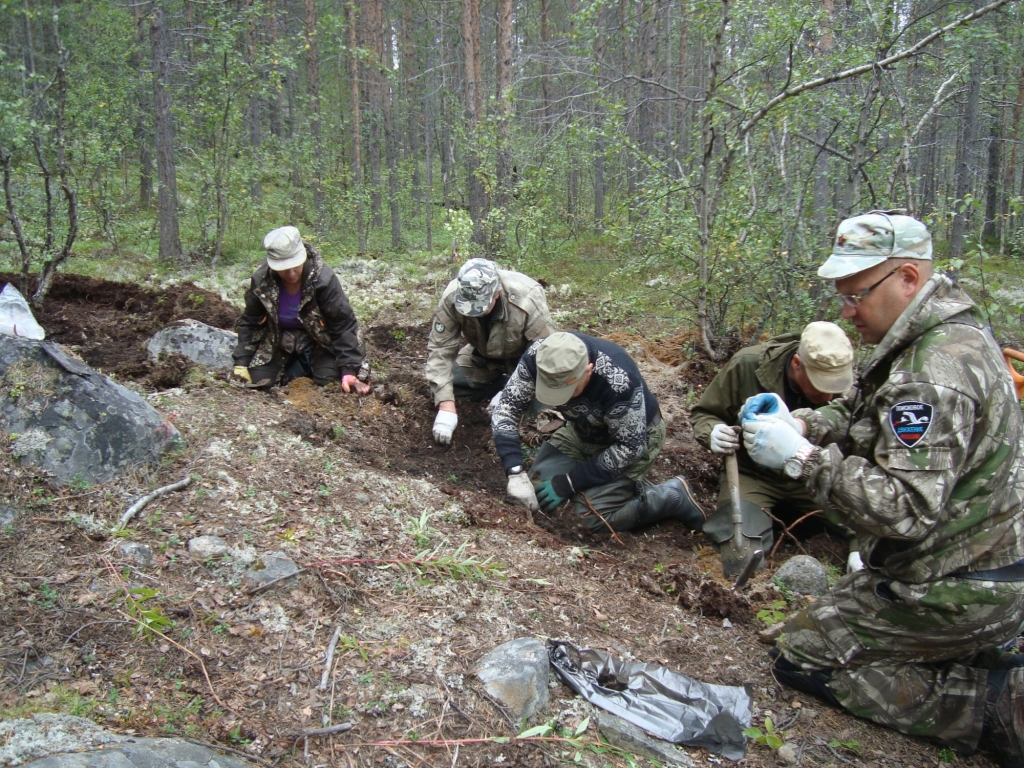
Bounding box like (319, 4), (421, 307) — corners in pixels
(434, 322), (446, 333)
(889, 401), (934, 447)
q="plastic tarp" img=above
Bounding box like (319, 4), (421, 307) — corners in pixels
(0, 283), (45, 340)
(548, 639), (751, 761)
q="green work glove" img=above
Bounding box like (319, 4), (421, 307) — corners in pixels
(534, 476), (570, 512)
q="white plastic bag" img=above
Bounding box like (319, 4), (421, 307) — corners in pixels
(0, 283), (46, 340)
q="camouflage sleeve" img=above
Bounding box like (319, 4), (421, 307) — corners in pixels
(794, 393), (856, 446)
(492, 344), (540, 473)
(425, 293), (463, 404)
(804, 381), (976, 542)
(232, 275), (266, 367)
(567, 386), (649, 492)
(522, 287), (556, 341)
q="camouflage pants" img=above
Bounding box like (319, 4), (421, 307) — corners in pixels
(248, 344), (337, 388)
(529, 419), (666, 532)
(778, 568), (1024, 751)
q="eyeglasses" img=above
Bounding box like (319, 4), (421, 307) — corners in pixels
(836, 266), (901, 308)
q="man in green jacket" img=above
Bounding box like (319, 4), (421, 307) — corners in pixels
(742, 212), (1024, 765)
(691, 322), (854, 562)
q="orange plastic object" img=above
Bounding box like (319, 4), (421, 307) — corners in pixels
(1004, 348), (1024, 401)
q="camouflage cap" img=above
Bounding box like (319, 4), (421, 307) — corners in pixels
(798, 321), (854, 394)
(264, 226), (307, 272)
(535, 332), (589, 406)
(453, 258), (500, 317)
(818, 211), (932, 280)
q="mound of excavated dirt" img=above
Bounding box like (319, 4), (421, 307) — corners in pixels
(1, 272), (238, 384)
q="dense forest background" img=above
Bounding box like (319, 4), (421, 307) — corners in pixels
(2, 0), (1024, 357)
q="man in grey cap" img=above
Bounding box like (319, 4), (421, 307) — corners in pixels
(492, 331), (706, 533)
(427, 258), (554, 445)
(233, 226), (369, 392)
(691, 321), (855, 573)
(740, 211), (1024, 765)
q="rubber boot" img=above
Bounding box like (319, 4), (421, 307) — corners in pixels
(769, 648), (841, 708)
(617, 475), (706, 531)
(980, 668), (1024, 768)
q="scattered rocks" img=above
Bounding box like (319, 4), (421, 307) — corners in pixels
(188, 535), (229, 560)
(241, 550), (301, 590)
(0, 337), (182, 485)
(596, 713), (694, 767)
(146, 319), (237, 371)
(474, 637), (549, 721)
(774, 555), (828, 596)
(0, 506), (16, 528)
(117, 541), (154, 567)
(777, 741), (800, 765)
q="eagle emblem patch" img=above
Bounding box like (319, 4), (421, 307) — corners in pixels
(889, 401), (934, 447)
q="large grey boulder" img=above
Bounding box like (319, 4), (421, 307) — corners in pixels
(0, 337), (182, 486)
(774, 555), (829, 596)
(474, 637), (549, 721)
(147, 319), (236, 371)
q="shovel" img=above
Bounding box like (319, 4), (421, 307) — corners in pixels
(721, 449), (758, 578)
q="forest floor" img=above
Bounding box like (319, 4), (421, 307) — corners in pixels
(0, 270), (1001, 768)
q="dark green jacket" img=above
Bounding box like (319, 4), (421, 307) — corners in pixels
(232, 245), (363, 376)
(691, 334), (811, 482)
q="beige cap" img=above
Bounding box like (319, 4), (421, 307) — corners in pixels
(798, 321), (855, 393)
(535, 333), (589, 406)
(263, 226), (307, 271)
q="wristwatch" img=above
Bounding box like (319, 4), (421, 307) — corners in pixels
(507, 465), (525, 476)
(783, 444), (821, 480)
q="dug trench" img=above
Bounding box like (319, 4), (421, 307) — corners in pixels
(0, 272), (973, 768)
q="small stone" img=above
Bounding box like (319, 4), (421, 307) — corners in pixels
(354, 493), (370, 504)
(777, 742), (800, 765)
(596, 713), (694, 767)
(0, 507), (16, 528)
(474, 637), (549, 721)
(241, 551), (301, 590)
(117, 541), (154, 568)
(188, 535), (229, 559)
(774, 555), (828, 596)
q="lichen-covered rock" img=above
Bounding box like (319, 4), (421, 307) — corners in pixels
(188, 535), (229, 559)
(0, 337), (182, 485)
(474, 637), (549, 720)
(241, 550), (301, 589)
(147, 319), (237, 371)
(774, 555), (829, 596)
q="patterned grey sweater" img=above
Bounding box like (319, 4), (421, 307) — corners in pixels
(491, 333), (659, 492)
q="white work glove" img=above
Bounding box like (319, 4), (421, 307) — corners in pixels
(486, 391), (502, 417)
(432, 409), (458, 445)
(847, 550), (865, 573)
(739, 393), (803, 434)
(742, 415), (811, 470)
(506, 473), (539, 512)
(710, 423), (740, 455)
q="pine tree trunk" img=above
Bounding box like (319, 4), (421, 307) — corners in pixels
(304, 0), (325, 232)
(347, 0), (366, 251)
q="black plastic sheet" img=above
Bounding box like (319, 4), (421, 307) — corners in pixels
(548, 639), (751, 760)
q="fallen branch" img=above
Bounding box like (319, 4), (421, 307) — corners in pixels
(579, 493), (625, 546)
(115, 476), (193, 531)
(288, 722), (354, 740)
(318, 625), (343, 691)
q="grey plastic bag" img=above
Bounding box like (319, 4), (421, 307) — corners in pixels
(548, 639), (751, 761)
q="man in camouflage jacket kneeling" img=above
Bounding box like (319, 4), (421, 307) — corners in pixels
(741, 211), (1024, 766)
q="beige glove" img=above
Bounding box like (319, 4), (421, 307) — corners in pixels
(506, 472), (539, 512)
(233, 366), (252, 383)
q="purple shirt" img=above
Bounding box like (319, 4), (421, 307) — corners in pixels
(278, 289), (303, 330)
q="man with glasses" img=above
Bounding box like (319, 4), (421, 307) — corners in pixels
(691, 321), (854, 573)
(741, 211), (1024, 765)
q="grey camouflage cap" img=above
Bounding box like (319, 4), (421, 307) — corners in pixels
(818, 211), (932, 280)
(453, 258), (500, 317)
